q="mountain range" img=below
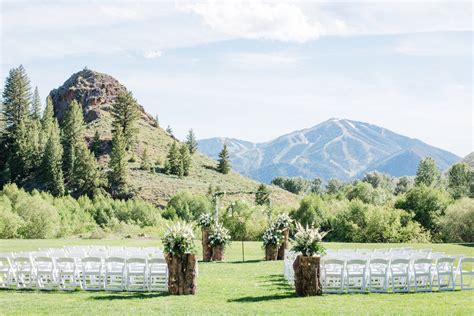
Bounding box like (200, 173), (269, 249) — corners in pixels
(198, 118), (461, 183)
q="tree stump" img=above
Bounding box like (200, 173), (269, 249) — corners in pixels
(293, 255), (322, 296)
(202, 228), (212, 262)
(212, 245), (224, 261)
(277, 228), (289, 260)
(165, 253), (197, 295)
(265, 245), (278, 261)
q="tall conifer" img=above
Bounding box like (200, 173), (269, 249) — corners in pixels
(61, 100), (85, 181)
(111, 91), (139, 150)
(41, 120), (65, 196)
(108, 129), (128, 196)
(217, 144), (231, 174)
(186, 129), (198, 155)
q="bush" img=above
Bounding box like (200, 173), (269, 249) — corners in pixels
(0, 195), (23, 238)
(15, 195), (60, 238)
(163, 192), (212, 221)
(291, 194), (330, 230)
(438, 198), (474, 242)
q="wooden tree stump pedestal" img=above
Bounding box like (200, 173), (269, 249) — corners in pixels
(212, 245), (224, 261)
(165, 253), (197, 295)
(293, 255), (322, 296)
(277, 228), (289, 260)
(202, 228), (212, 262)
(265, 245), (278, 261)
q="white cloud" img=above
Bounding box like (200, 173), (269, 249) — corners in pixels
(143, 49), (163, 59)
(224, 52), (302, 67)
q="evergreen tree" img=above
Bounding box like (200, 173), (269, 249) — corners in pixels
(447, 163), (471, 199)
(41, 96), (54, 133)
(108, 129), (128, 196)
(140, 147), (152, 171)
(255, 184), (270, 206)
(70, 142), (101, 197)
(61, 100), (85, 182)
(165, 142), (182, 176)
(217, 144), (231, 174)
(179, 143), (191, 176)
(41, 120), (65, 196)
(415, 157), (440, 187)
(166, 125), (173, 135)
(91, 130), (101, 157)
(2, 65), (32, 132)
(111, 91), (139, 150)
(31, 86), (42, 120)
(154, 114), (159, 128)
(186, 129), (198, 155)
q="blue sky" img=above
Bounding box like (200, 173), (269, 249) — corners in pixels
(1, 0), (472, 157)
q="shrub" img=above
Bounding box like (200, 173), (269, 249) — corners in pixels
(162, 222), (196, 255)
(291, 194), (330, 230)
(221, 201), (266, 241)
(0, 196), (23, 238)
(15, 195), (60, 238)
(163, 192), (212, 221)
(438, 198), (474, 242)
(291, 222), (327, 256)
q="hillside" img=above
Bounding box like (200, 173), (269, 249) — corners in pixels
(461, 152), (474, 168)
(198, 118), (461, 182)
(49, 69), (299, 207)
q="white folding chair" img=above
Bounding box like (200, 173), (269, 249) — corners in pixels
(82, 257), (103, 291)
(322, 259), (345, 293)
(458, 257), (474, 290)
(390, 259), (410, 292)
(14, 256), (36, 289)
(368, 259), (390, 293)
(147, 258), (168, 292)
(35, 256), (57, 290)
(104, 257), (126, 291)
(434, 257), (455, 291)
(0, 256), (13, 288)
(56, 257), (80, 291)
(413, 258), (433, 292)
(126, 258), (148, 292)
(345, 259), (367, 293)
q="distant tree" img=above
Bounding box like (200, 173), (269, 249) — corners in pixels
(326, 178), (343, 194)
(395, 176), (414, 195)
(179, 143), (191, 176)
(70, 142), (101, 197)
(154, 114), (159, 128)
(108, 129), (128, 196)
(140, 147), (152, 172)
(165, 142), (182, 177)
(2, 65), (32, 132)
(447, 163), (471, 199)
(41, 120), (65, 196)
(61, 100), (85, 181)
(31, 86), (42, 120)
(271, 176), (308, 194)
(362, 171), (394, 192)
(91, 130), (101, 157)
(291, 194), (329, 229)
(310, 178), (323, 195)
(346, 181), (375, 204)
(415, 157), (440, 187)
(166, 125), (173, 136)
(41, 96), (54, 134)
(217, 144), (231, 174)
(185, 129), (198, 155)
(255, 184), (270, 206)
(111, 91), (139, 150)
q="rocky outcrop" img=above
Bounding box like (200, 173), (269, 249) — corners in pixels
(49, 68), (155, 124)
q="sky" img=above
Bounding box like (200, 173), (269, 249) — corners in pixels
(0, 0), (472, 157)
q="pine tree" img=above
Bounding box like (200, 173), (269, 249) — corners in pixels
(140, 147), (152, 171)
(41, 120), (65, 196)
(61, 100), (85, 182)
(91, 130), (101, 157)
(166, 125), (173, 135)
(31, 87), (42, 120)
(415, 157), (440, 187)
(41, 96), (54, 133)
(186, 129), (198, 155)
(255, 184), (270, 206)
(2, 65), (32, 132)
(448, 163), (471, 199)
(179, 143), (191, 176)
(217, 144), (231, 174)
(154, 114), (159, 128)
(70, 142), (101, 197)
(165, 142), (182, 176)
(108, 129), (128, 196)
(111, 91), (139, 150)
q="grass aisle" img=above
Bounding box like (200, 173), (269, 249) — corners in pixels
(0, 240), (473, 315)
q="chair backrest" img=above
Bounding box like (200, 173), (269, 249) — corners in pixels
(56, 257), (76, 270)
(347, 259), (367, 266)
(436, 257), (455, 272)
(413, 258), (432, 272)
(370, 258), (389, 266)
(391, 258), (410, 272)
(82, 257), (102, 272)
(460, 257), (474, 271)
(14, 256), (33, 271)
(34, 256), (54, 268)
(0, 256), (11, 269)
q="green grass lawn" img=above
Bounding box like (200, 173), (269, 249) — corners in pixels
(1, 239), (473, 315)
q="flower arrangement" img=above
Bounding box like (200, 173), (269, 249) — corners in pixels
(162, 222), (196, 255)
(262, 226), (283, 247)
(208, 223), (231, 248)
(197, 213), (214, 228)
(291, 222), (327, 257)
(273, 213), (292, 230)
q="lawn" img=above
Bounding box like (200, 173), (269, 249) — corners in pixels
(0, 239), (473, 315)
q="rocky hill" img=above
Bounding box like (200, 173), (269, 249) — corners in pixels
(49, 69), (298, 207)
(198, 118), (461, 182)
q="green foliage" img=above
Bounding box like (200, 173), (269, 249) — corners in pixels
(326, 178), (344, 195)
(438, 198), (474, 242)
(41, 120), (65, 196)
(162, 191), (212, 221)
(362, 171), (394, 192)
(2, 65), (32, 132)
(70, 142), (101, 197)
(108, 129), (128, 197)
(31, 86), (42, 120)
(395, 184), (451, 234)
(415, 157), (440, 187)
(291, 194), (329, 229)
(395, 176), (414, 195)
(255, 183), (270, 206)
(217, 144), (231, 174)
(61, 99), (85, 184)
(111, 91), (139, 150)
(140, 147), (152, 171)
(185, 129), (198, 155)
(91, 130), (101, 157)
(179, 143), (191, 176)
(447, 163), (471, 199)
(162, 222), (196, 255)
(165, 142), (183, 177)
(291, 222), (327, 256)
(221, 201), (261, 241)
(345, 181), (375, 204)
(209, 223), (232, 248)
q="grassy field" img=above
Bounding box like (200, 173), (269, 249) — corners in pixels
(1, 239), (473, 315)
